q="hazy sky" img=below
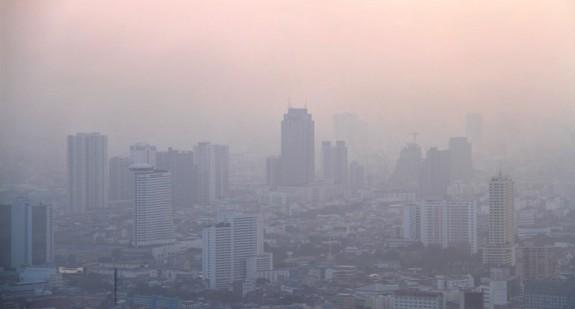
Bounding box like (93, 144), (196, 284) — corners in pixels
(1, 0), (574, 166)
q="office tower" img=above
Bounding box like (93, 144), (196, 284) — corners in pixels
(465, 113), (483, 146)
(523, 280), (575, 309)
(130, 143), (157, 167)
(194, 142), (230, 205)
(202, 214), (271, 290)
(321, 141), (349, 185)
(392, 290), (445, 309)
(483, 174), (515, 266)
(131, 166), (175, 247)
(516, 237), (558, 281)
(279, 108), (315, 186)
(157, 148), (196, 208)
(265, 156), (281, 189)
(333, 113), (368, 160)
(418, 200), (478, 253)
(402, 203), (420, 241)
(67, 132), (108, 212)
(448, 137), (473, 182)
(390, 143), (422, 191)
(0, 201), (53, 270)
(419, 147), (450, 199)
(109, 156), (134, 204)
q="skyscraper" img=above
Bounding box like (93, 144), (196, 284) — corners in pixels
(194, 142), (230, 205)
(483, 174), (515, 266)
(157, 148), (196, 208)
(67, 132), (108, 212)
(265, 156), (281, 189)
(321, 140), (349, 185)
(132, 166), (175, 247)
(279, 108), (315, 186)
(333, 113), (368, 160)
(109, 156), (134, 205)
(448, 137), (473, 182)
(419, 147), (450, 199)
(202, 214), (271, 290)
(391, 142), (422, 191)
(0, 201), (53, 270)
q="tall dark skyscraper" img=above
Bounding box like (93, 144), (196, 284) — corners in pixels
(0, 201), (53, 270)
(391, 142), (422, 191)
(109, 156), (134, 205)
(67, 133), (108, 212)
(448, 137), (473, 182)
(419, 147), (450, 199)
(157, 148), (196, 208)
(279, 108), (315, 186)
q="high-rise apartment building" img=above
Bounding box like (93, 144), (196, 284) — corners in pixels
(417, 199), (478, 254)
(279, 108), (315, 186)
(194, 142), (230, 205)
(202, 214), (271, 290)
(67, 132), (108, 212)
(109, 156), (134, 204)
(391, 143), (422, 191)
(516, 237), (558, 281)
(483, 174), (515, 266)
(157, 148), (196, 208)
(132, 166), (175, 247)
(392, 290), (445, 309)
(0, 201), (53, 270)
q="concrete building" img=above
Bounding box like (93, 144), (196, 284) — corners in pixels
(109, 156), (134, 205)
(279, 108), (315, 186)
(0, 201), (53, 270)
(194, 142), (230, 205)
(419, 147), (450, 199)
(157, 148), (196, 208)
(417, 199), (478, 253)
(516, 237), (558, 281)
(483, 174), (516, 266)
(391, 143), (422, 191)
(202, 214), (271, 290)
(130, 143), (157, 167)
(392, 290), (445, 309)
(67, 132), (108, 212)
(131, 166), (175, 247)
(321, 140), (348, 185)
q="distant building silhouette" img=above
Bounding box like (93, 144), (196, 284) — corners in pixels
(157, 148), (196, 208)
(321, 140), (348, 185)
(109, 156), (134, 205)
(279, 108), (315, 186)
(391, 142), (422, 191)
(67, 132), (108, 212)
(194, 142), (230, 205)
(0, 200), (53, 270)
(130, 143), (157, 167)
(448, 137), (473, 182)
(419, 147), (450, 199)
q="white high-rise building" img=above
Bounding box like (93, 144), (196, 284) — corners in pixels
(132, 166), (175, 247)
(202, 214), (271, 290)
(67, 132), (108, 212)
(130, 143), (157, 168)
(418, 199), (478, 254)
(483, 174), (515, 266)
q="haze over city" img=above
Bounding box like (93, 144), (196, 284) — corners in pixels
(1, 1), (575, 308)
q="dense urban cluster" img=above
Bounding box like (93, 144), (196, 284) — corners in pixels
(2, 109), (575, 309)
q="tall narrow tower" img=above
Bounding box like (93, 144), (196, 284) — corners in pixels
(279, 108), (315, 186)
(483, 174), (515, 266)
(67, 133), (108, 212)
